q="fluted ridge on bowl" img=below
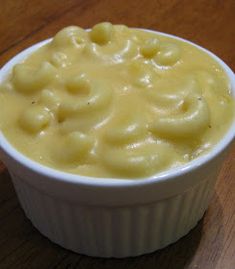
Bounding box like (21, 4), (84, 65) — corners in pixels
(11, 173), (216, 258)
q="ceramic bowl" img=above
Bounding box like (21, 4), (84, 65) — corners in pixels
(0, 30), (234, 258)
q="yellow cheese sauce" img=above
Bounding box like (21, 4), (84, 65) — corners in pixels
(0, 23), (234, 178)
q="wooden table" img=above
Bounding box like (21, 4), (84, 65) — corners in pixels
(0, 1), (234, 268)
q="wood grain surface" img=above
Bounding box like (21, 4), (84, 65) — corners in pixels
(0, 1), (235, 268)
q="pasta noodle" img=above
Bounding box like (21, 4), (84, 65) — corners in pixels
(13, 62), (56, 93)
(0, 23), (234, 178)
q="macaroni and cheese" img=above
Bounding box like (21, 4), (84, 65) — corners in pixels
(0, 23), (234, 178)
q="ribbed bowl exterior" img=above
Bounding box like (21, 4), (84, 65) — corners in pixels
(10, 172), (216, 258)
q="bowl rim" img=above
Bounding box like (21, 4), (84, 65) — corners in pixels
(0, 28), (235, 188)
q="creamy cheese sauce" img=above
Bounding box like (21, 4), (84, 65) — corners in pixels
(0, 23), (234, 178)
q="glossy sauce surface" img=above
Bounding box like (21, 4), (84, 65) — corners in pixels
(0, 23), (234, 178)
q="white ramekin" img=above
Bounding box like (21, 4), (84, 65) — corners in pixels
(0, 30), (235, 258)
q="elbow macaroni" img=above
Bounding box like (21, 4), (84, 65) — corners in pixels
(150, 93), (210, 138)
(19, 105), (51, 133)
(90, 22), (113, 45)
(13, 62), (56, 93)
(0, 23), (234, 178)
(52, 26), (87, 48)
(140, 38), (160, 58)
(155, 42), (181, 66)
(101, 143), (177, 177)
(54, 131), (94, 163)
